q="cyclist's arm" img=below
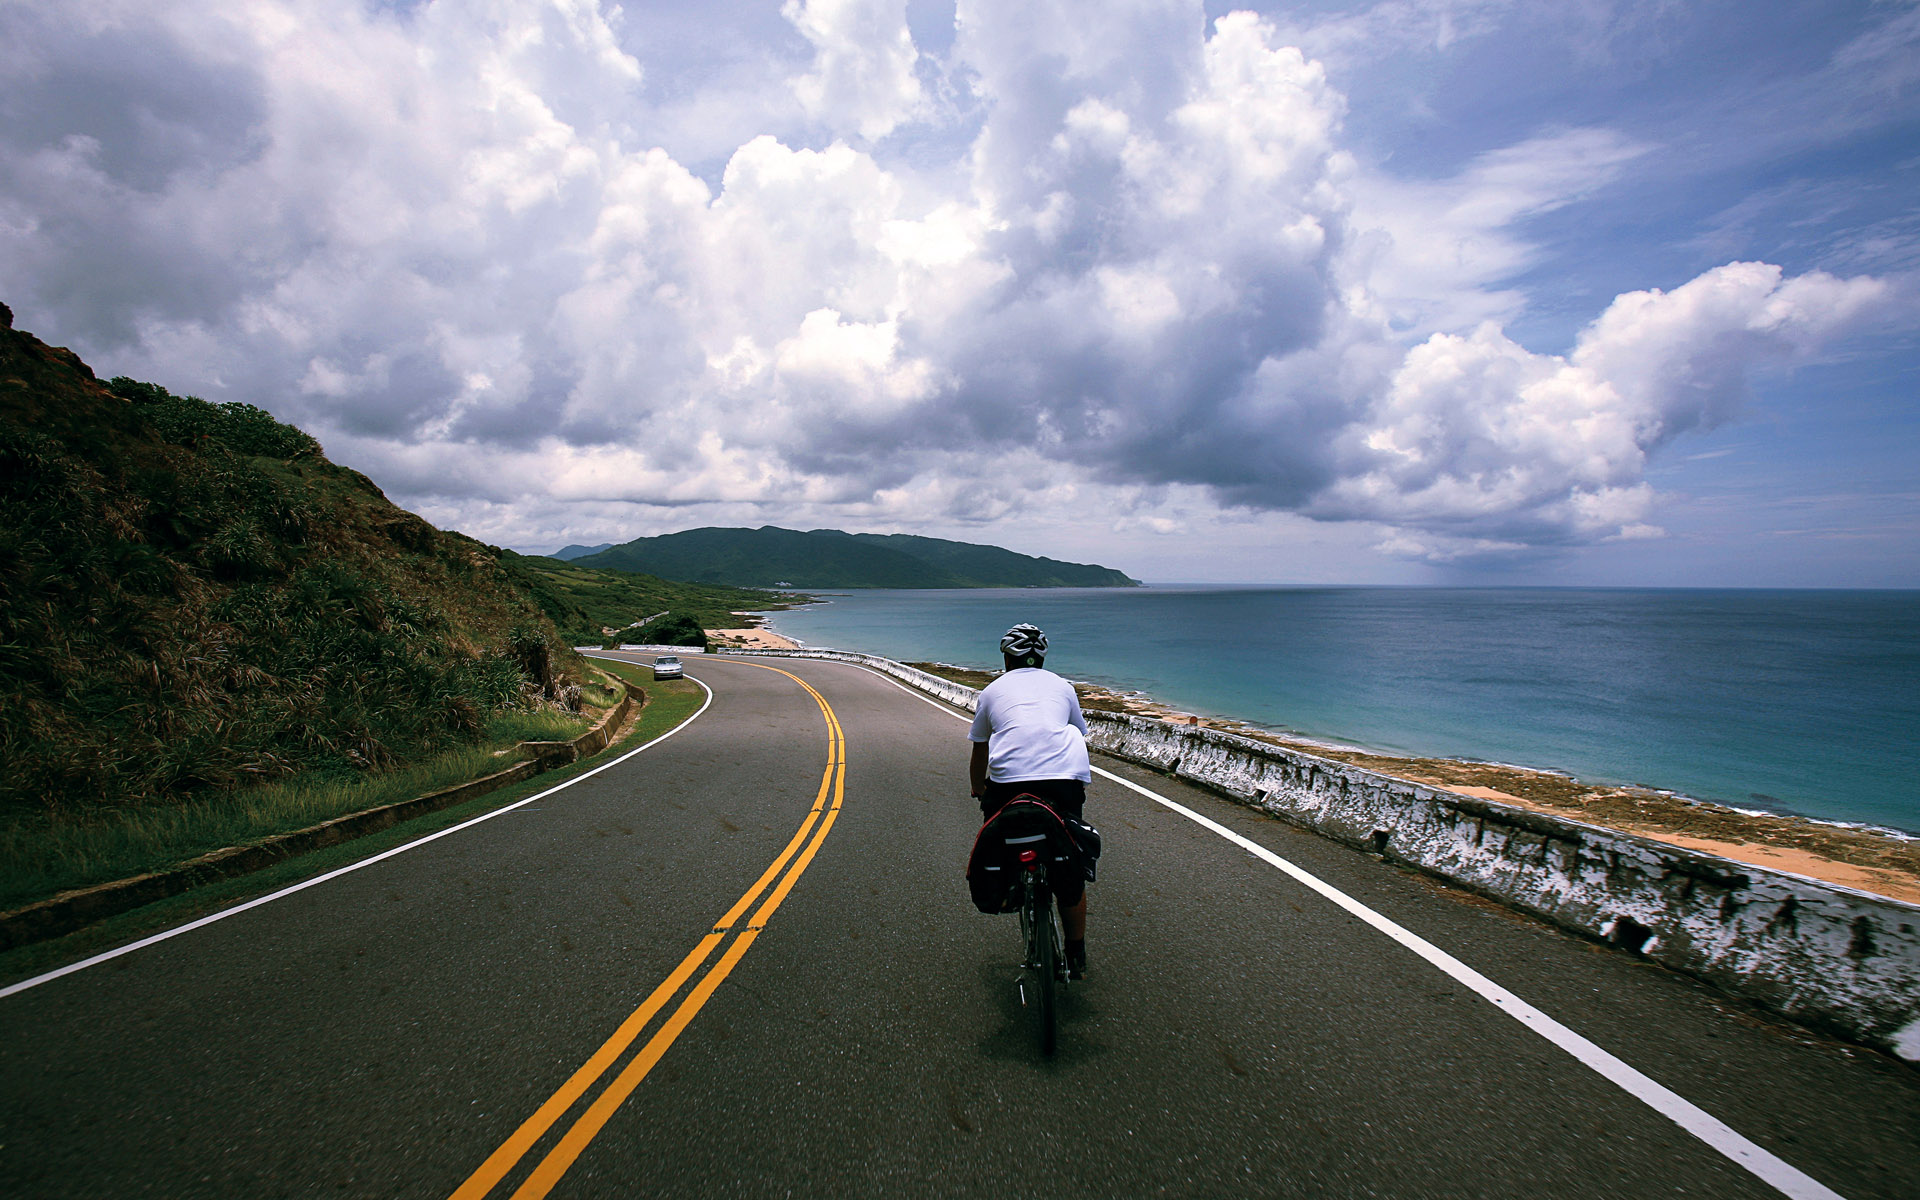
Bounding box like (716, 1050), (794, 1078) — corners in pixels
(969, 739), (989, 797)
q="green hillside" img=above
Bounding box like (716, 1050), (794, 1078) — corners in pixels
(503, 552), (800, 641)
(574, 526), (1139, 589)
(846, 532), (1140, 588)
(0, 303), (584, 815)
(577, 526), (956, 587)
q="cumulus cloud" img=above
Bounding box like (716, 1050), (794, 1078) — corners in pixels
(784, 0), (925, 140)
(0, 0), (1900, 561)
(1317, 262), (1888, 543)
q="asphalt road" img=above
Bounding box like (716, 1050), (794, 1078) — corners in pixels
(2, 652), (1915, 1199)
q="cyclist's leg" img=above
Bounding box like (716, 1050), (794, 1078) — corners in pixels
(1059, 888), (1087, 979)
(1048, 781), (1090, 972)
(1058, 890), (1086, 941)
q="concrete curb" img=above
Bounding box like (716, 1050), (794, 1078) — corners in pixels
(0, 679), (642, 953)
(718, 646), (1920, 1062)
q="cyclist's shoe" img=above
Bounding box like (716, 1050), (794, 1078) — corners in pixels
(1066, 940), (1087, 980)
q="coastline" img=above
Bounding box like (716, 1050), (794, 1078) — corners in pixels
(754, 586), (1919, 838)
(893, 659), (1920, 906)
(706, 614), (802, 651)
(719, 630), (1920, 1059)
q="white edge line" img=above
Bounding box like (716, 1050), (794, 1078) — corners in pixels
(1, 666), (714, 1000)
(843, 658), (1844, 1200)
(1089, 769), (1845, 1200)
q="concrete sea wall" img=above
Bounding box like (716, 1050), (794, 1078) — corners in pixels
(721, 647), (1920, 1062)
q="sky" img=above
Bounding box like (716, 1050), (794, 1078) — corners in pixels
(3, 0), (1916, 586)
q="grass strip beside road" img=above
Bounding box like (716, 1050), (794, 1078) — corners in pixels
(0, 707), (590, 914)
(0, 665), (703, 990)
(0, 665), (626, 916)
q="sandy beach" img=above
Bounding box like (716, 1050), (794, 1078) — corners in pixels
(903, 662), (1920, 906)
(706, 614), (801, 651)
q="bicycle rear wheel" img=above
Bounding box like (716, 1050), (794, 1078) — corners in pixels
(1034, 886), (1059, 1054)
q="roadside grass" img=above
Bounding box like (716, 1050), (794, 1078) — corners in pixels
(0, 664), (704, 988)
(0, 663), (634, 915)
(572, 671), (624, 713)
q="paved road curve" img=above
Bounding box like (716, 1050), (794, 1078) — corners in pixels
(3, 653), (1915, 1198)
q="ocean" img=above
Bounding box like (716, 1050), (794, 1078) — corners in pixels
(761, 587), (1920, 835)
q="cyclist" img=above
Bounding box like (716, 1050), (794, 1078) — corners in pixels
(969, 623), (1091, 978)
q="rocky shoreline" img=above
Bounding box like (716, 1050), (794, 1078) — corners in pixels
(903, 661), (1920, 905)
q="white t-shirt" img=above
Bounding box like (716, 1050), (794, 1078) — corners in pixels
(969, 667), (1091, 783)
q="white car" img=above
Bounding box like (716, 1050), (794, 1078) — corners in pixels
(652, 655), (684, 680)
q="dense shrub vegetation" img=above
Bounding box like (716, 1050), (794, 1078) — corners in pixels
(644, 612), (710, 648)
(0, 309), (585, 815)
(109, 376), (323, 461)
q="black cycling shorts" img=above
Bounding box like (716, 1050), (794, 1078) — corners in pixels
(979, 778), (1085, 823)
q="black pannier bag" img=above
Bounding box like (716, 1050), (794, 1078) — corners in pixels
(1064, 814), (1102, 882)
(965, 797), (1100, 914)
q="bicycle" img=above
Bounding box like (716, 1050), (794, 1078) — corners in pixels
(1012, 844), (1067, 1054)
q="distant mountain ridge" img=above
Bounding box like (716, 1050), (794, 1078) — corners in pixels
(572, 527), (1140, 589)
(551, 542), (613, 561)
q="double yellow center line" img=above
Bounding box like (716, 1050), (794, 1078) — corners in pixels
(449, 663), (846, 1200)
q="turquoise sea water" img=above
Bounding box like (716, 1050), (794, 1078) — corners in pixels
(763, 587), (1920, 834)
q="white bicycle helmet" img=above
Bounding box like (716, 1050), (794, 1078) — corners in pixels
(1000, 623), (1048, 661)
